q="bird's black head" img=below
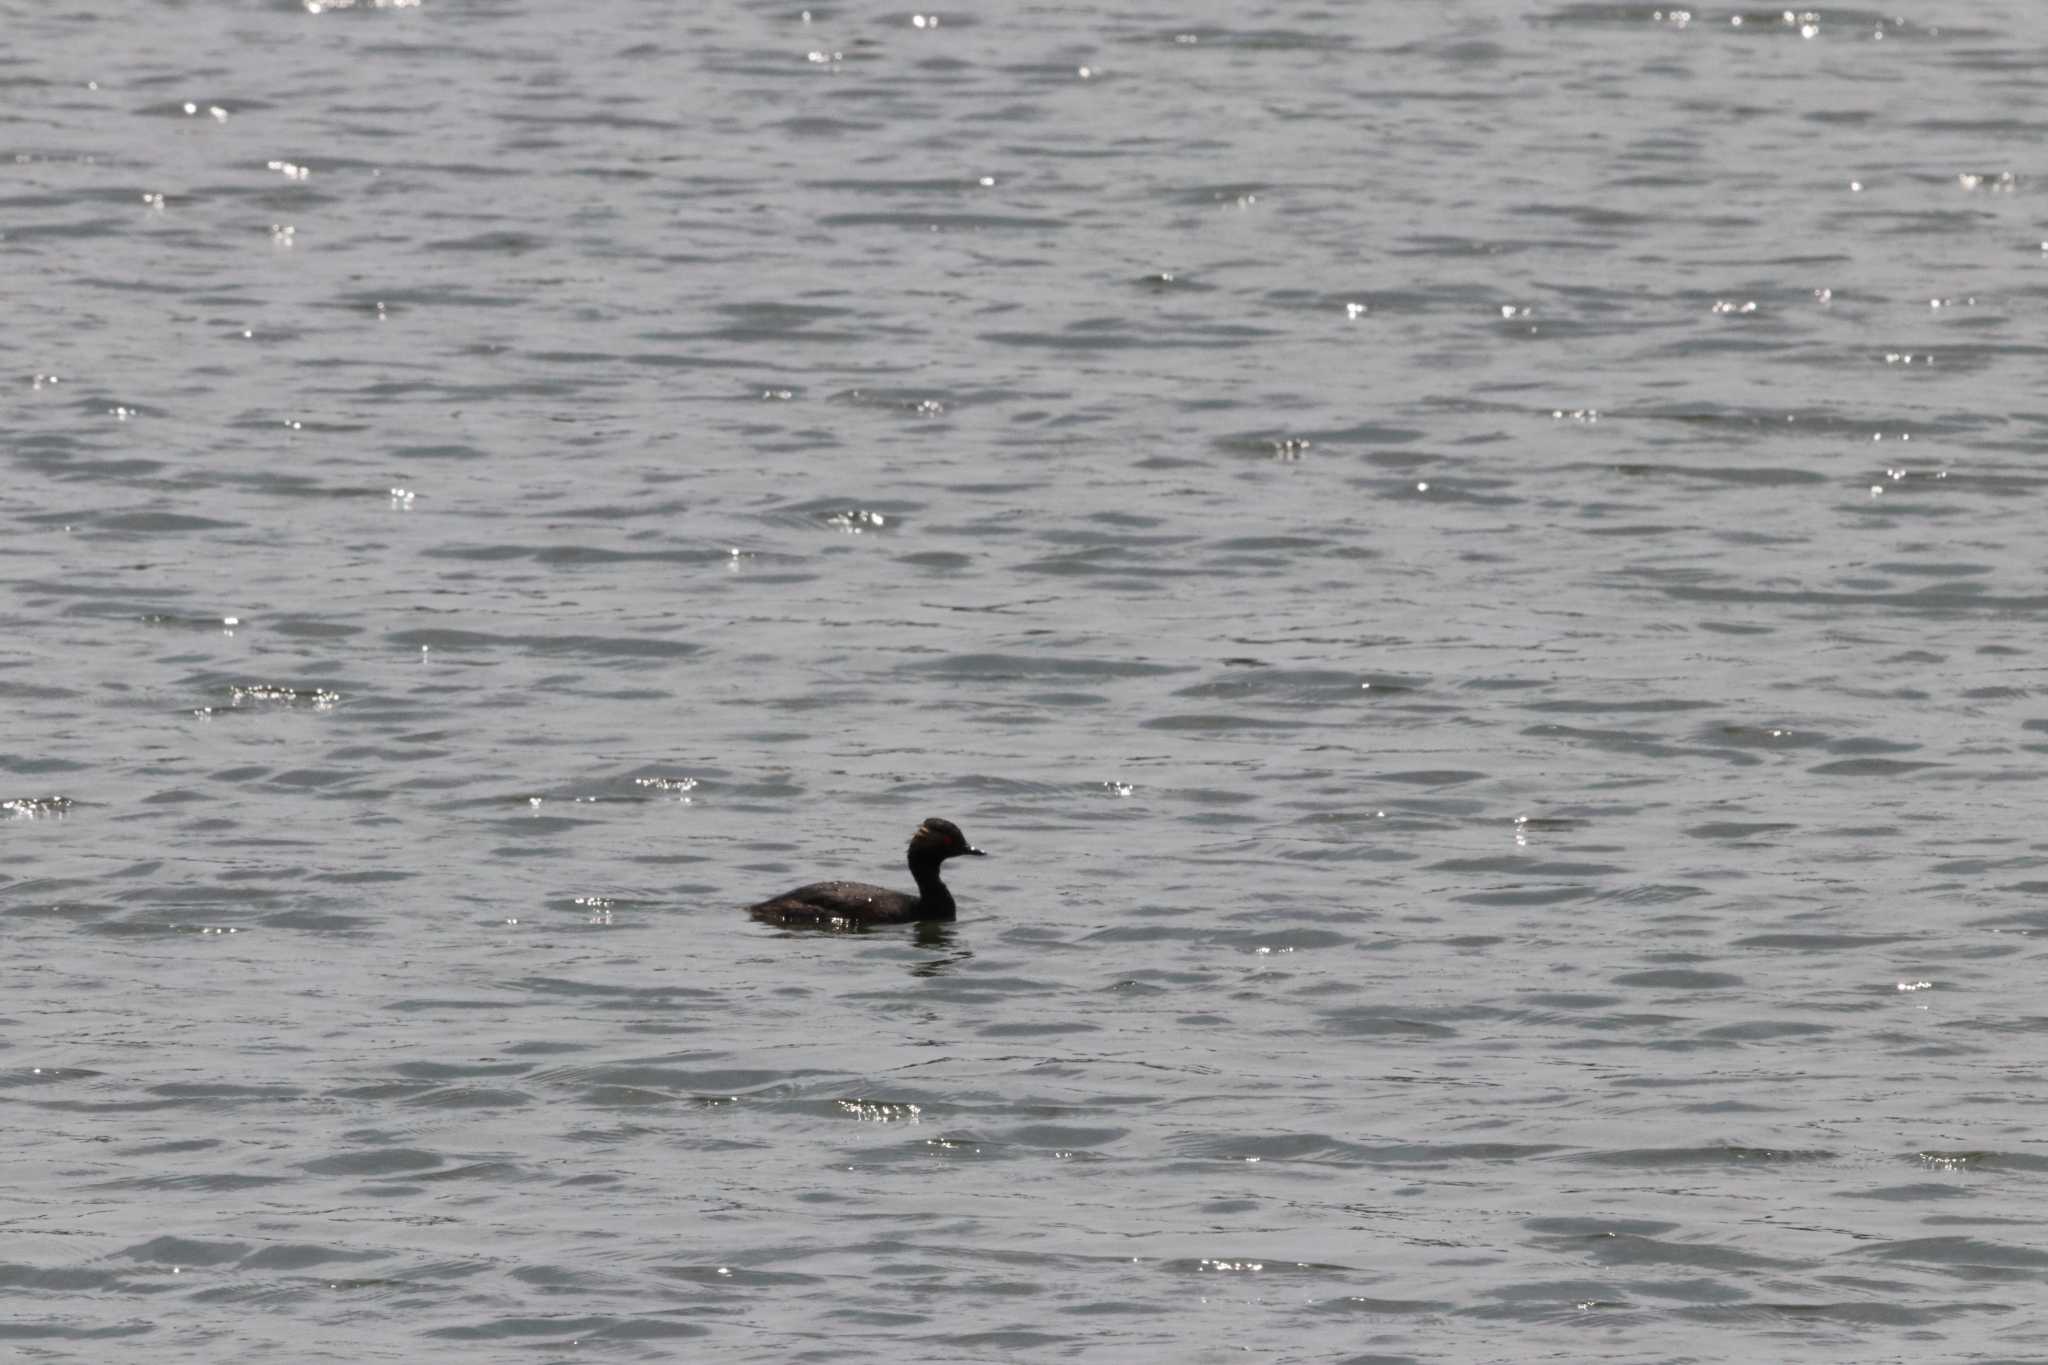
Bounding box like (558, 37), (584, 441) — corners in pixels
(911, 817), (985, 861)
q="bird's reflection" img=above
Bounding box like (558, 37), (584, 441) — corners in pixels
(910, 921), (972, 978)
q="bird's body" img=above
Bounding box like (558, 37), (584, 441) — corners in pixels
(746, 818), (985, 928)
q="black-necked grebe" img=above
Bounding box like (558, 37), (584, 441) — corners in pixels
(746, 818), (986, 928)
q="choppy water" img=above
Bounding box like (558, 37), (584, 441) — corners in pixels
(6, 0), (2048, 1359)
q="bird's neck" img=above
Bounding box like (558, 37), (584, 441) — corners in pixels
(908, 854), (955, 918)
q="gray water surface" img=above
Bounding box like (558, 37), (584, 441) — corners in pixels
(6, 1), (2048, 1360)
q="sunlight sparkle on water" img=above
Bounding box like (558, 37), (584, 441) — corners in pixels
(3, 797), (76, 820)
(634, 777), (696, 804)
(1957, 171), (2015, 193)
(229, 684), (339, 709)
(826, 509), (886, 534)
(840, 1100), (921, 1123)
